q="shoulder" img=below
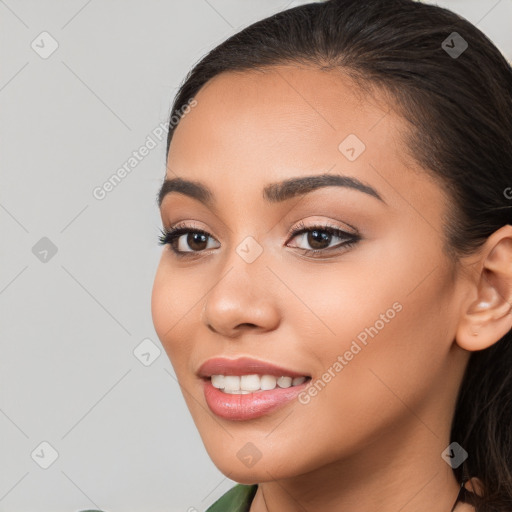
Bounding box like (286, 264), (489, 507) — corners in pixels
(206, 483), (258, 512)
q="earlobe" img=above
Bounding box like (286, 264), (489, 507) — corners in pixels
(455, 225), (512, 352)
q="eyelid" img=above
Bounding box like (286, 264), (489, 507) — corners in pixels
(284, 221), (360, 257)
(285, 218), (359, 240)
(165, 220), (217, 237)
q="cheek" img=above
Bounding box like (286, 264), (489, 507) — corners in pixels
(151, 263), (173, 345)
(151, 259), (197, 365)
(293, 243), (453, 400)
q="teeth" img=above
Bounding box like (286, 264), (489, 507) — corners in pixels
(223, 375), (240, 391)
(277, 376), (292, 388)
(210, 374), (308, 394)
(261, 375), (277, 390)
(241, 374), (261, 391)
(211, 374), (225, 389)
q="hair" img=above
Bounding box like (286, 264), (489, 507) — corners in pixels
(164, 0), (512, 509)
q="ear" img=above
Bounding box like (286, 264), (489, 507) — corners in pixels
(456, 224), (512, 351)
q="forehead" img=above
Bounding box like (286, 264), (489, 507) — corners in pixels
(169, 65), (394, 169)
(164, 65), (447, 218)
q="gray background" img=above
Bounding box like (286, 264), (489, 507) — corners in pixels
(1, 1), (511, 511)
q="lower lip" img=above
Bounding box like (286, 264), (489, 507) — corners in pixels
(203, 378), (310, 421)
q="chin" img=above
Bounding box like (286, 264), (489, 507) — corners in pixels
(213, 463), (279, 485)
(205, 444), (310, 485)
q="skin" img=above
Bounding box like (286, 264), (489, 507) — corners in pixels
(151, 65), (512, 512)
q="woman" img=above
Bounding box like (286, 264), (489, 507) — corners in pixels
(151, 0), (512, 510)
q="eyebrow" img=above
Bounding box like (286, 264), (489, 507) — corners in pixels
(157, 173), (385, 209)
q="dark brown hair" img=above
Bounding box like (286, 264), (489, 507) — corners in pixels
(163, 0), (512, 509)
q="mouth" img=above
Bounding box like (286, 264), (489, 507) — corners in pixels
(197, 356), (312, 420)
(197, 355), (310, 380)
(207, 374), (311, 394)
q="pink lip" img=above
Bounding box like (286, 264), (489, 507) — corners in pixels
(197, 356), (310, 379)
(197, 356), (311, 421)
(202, 378), (310, 421)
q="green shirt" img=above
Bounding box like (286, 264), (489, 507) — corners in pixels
(206, 484), (258, 512)
(78, 484), (258, 512)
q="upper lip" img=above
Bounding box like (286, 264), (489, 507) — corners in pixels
(197, 356), (310, 379)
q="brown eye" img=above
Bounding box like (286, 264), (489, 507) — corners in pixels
(184, 232), (209, 251)
(158, 225), (220, 256)
(287, 222), (360, 257)
(303, 229), (333, 250)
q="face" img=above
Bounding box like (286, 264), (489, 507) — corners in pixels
(151, 65), (469, 483)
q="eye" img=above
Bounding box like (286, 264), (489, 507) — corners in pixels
(286, 220), (360, 257)
(158, 222), (220, 258)
(158, 220), (360, 259)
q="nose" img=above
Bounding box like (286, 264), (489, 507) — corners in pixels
(200, 259), (281, 338)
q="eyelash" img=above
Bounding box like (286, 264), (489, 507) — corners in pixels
(157, 220), (360, 259)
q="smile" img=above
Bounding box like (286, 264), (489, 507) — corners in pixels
(211, 374), (308, 394)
